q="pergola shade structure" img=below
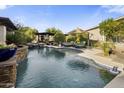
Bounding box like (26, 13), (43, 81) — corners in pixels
(35, 32), (54, 43)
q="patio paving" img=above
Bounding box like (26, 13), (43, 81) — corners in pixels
(78, 48), (124, 71)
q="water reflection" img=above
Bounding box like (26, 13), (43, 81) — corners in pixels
(16, 58), (28, 87)
(37, 47), (65, 59)
(99, 69), (116, 84)
(57, 48), (82, 55)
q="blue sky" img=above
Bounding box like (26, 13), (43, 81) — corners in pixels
(0, 5), (124, 33)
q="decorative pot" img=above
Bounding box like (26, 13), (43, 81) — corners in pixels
(0, 48), (17, 62)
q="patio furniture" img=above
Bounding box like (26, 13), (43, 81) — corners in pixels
(74, 42), (86, 48)
(62, 42), (74, 47)
(74, 44), (86, 48)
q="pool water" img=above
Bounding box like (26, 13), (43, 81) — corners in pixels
(16, 47), (115, 88)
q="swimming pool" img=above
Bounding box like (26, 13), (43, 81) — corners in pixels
(16, 47), (115, 88)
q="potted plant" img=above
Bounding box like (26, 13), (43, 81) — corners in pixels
(0, 44), (17, 62)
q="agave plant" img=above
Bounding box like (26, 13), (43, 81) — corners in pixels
(0, 44), (16, 49)
(100, 41), (115, 56)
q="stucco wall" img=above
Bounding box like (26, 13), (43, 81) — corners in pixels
(87, 28), (104, 41)
(0, 26), (6, 45)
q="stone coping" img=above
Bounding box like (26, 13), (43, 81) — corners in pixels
(0, 57), (16, 67)
(17, 45), (28, 51)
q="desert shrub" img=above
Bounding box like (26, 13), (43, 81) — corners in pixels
(92, 41), (101, 48)
(6, 27), (38, 45)
(100, 42), (115, 56)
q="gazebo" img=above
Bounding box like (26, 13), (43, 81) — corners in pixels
(35, 32), (54, 43)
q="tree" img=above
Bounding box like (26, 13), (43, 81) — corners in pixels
(99, 18), (119, 56)
(67, 32), (88, 44)
(115, 21), (124, 42)
(46, 27), (61, 35)
(99, 18), (119, 42)
(66, 35), (76, 42)
(54, 31), (65, 44)
(76, 34), (80, 44)
(20, 27), (38, 42)
(77, 32), (89, 43)
(6, 23), (38, 45)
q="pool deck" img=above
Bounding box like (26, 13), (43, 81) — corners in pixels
(78, 48), (124, 71)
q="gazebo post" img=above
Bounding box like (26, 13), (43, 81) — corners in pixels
(38, 34), (40, 43)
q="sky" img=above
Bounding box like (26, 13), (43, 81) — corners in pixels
(0, 5), (124, 33)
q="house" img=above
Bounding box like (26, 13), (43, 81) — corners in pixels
(86, 26), (104, 42)
(0, 17), (17, 45)
(86, 16), (124, 43)
(68, 27), (85, 35)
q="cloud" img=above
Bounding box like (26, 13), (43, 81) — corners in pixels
(101, 5), (124, 14)
(0, 5), (13, 10)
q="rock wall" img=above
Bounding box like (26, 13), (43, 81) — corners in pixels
(0, 57), (16, 88)
(0, 46), (28, 88)
(16, 46), (28, 63)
